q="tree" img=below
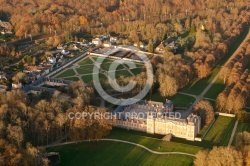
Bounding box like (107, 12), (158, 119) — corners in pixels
(148, 39), (154, 53)
(79, 16), (88, 25)
(194, 150), (209, 166)
(190, 22), (196, 33)
(220, 66), (231, 84)
(69, 106), (112, 141)
(12, 72), (26, 84)
(177, 37), (186, 47)
(65, 32), (73, 42)
(194, 147), (243, 166)
(15, 25), (26, 37)
(158, 74), (178, 97)
(7, 125), (23, 147)
(194, 100), (214, 125)
(216, 92), (228, 112)
(237, 110), (250, 123)
(235, 131), (250, 150)
(129, 30), (139, 43)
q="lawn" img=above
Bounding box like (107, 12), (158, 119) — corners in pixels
(131, 68), (143, 75)
(102, 62), (125, 71)
(53, 55), (144, 83)
(107, 70), (133, 79)
(81, 74), (107, 83)
(56, 69), (76, 78)
(76, 65), (95, 74)
(180, 67), (221, 95)
(203, 116), (235, 146)
(78, 57), (94, 65)
(47, 128), (201, 166)
(204, 78), (226, 99)
(63, 77), (80, 81)
(233, 122), (250, 145)
(47, 142), (194, 166)
(148, 92), (195, 108)
(108, 128), (202, 154)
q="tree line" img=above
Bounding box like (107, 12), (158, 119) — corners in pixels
(216, 42), (250, 114)
(0, 81), (112, 166)
(194, 131), (250, 166)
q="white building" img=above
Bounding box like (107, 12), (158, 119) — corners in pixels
(92, 38), (102, 46)
(48, 57), (56, 64)
(73, 45), (79, 50)
(113, 100), (201, 141)
(61, 49), (70, 55)
(103, 42), (112, 48)
(110, 37), (118, 43)
(12, 82), (22, 89)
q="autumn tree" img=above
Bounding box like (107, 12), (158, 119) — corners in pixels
(147, 39), (154, 53)
(158, 74), (178, 97)
(194, 100), (214, 125)
(194, 147), (243, 166)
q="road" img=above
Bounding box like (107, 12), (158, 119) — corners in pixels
(199, 30), (250, 98)
(44, 138), (195, 157)
(228, 121), (238, 147)
(180, 30), (250, 118)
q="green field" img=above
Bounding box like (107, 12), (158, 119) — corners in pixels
(46, 116), (236, 165)
(180, 67), (221, 95)
(56, 69), (76, 78)
(102, 62), (126, 71)
(204, 78), (226, 99)
(81, 73), (107, 83)
(172, 116), (236, 148)
(76, 65), (95, 74)
(47, 142), (194, 166)
(55, 56), (144, 84)
(203, 116), (235, 146)
(78, 58), (94, 65)
(131, 68), (143, 75)
(148, 92), (195, 108)
(47, 128), (200, 166)
(108, 128), (201, 154)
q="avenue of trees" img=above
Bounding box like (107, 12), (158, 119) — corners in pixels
(216, 42), (250, 113)
(0, 81), (112, 166)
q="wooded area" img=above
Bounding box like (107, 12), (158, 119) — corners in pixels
(0, 81), (112, 165)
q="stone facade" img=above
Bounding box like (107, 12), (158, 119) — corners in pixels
(113, 100), (201, 141)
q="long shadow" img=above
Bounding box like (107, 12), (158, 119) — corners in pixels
(180, 27), (249, 95)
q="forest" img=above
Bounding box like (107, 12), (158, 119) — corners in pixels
(0, 0), (250, 165)
(0, 82), (112, 165)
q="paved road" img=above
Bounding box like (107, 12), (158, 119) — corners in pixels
(179, 30), (250, 118)
(177, 92), (197, 99)
(228, 121), (238, 147)
(45, 138), (195, 157)
(200, 30), (250, 98)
